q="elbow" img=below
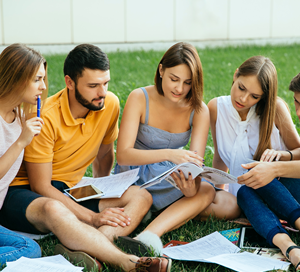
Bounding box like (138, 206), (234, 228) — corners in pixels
(116, 153), (126, 166)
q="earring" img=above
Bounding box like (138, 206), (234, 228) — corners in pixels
(160, 75), (162, 78)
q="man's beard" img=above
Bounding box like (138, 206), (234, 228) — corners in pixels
(75, 85), (105, 111)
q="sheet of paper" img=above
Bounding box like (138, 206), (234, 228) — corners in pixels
(163, 231), (240, 261)
(73, 168), (139, 198)
(206, 251), (290, 272)
(4, 256), (83, 272)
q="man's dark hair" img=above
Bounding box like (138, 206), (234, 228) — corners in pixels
(64, 44), (110, 83)
(289, 73), (300, 93)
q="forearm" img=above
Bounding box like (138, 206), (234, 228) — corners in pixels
(273, 161), (300, 178)
(0, 140), (25, 179)
(93, 157), (113, 178)
(212, 157), (228, 173)
(117, 148), (172, 166)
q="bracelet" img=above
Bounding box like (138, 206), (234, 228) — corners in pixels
(286, 150), (293, 161)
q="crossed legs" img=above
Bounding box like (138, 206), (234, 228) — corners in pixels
(98, 186), (152, 241)
(26, 197), (142, 271)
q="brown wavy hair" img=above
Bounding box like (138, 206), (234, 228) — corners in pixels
(0, 43), (48, 122)
(154, 42), (203, 112)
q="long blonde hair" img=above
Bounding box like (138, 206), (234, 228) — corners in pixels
(0, 43), (48, 121)
(236, 56), (277, 160)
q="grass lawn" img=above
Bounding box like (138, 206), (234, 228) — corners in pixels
(29, 43), (300, 271)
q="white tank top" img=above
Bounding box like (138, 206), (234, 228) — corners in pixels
(0, 113), (23, 209)
(216, 96), (286, 196)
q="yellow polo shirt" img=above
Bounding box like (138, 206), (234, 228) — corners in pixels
(12, 87), (119, 188)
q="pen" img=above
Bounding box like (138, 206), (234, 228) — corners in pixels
(37, 95), (41, 117)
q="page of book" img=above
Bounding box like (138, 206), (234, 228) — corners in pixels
(72, 168), (139, 198)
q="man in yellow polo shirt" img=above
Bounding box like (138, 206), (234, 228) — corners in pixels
(0, 44), (172, 271)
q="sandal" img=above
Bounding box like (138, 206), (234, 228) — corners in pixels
(286, 245), (300, 271)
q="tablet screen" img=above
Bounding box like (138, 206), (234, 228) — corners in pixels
(65, 185), (103, 202)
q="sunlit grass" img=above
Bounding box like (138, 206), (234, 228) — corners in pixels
(30, 43), (300, 271)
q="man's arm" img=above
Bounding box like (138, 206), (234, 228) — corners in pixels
(93, 142), (114, 178)
(27, 161), (96, 224)
(27, 161), (128, 228)
(237, 161), (300, 189)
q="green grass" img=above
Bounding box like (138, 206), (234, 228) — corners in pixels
(33, 43), (300, 271)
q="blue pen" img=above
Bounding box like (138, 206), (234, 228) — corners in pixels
(37, 95), (41, 117)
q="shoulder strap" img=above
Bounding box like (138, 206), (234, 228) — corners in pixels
(140, 87), (149, 125)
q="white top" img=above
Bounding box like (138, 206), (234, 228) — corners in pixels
(216, 96), (286, 196)
(0, 113), (23, 209)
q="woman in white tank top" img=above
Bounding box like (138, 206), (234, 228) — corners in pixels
(208, 56), (300, 196)
(208, 56), (300, 270)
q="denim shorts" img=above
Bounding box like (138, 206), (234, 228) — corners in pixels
(0, 181), (100, 234)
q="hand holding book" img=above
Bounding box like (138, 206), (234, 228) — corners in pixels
(140, 162), (237, 190)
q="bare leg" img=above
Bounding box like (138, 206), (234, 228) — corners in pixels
(26, 197), (139, 271)
(143, 182), (215, 237)
(273, 233), (300, 270)
(98, 186), (152, 241)
(197, 190), (241, 221)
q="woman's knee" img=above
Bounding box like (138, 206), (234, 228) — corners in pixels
(199, 182), (216, 200)
(25, 238), (41, 258)
(123, 186), (153, 207)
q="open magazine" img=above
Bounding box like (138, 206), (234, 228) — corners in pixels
(140, 162), (237, 190)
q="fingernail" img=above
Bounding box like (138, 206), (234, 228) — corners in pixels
(203, 159), (205, 162)
(178, 170), (181, 173)
(188, 173), (191, 176)
(202, 164), (205, 167)
(194, 150), (197, 153)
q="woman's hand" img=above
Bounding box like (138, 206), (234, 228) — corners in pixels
(18, 117), (44, 148)
(170, 170), (199, 197)
(260, 149), (283, 162)
(168, 149), (204, 166)
(237, 161), (276, 189)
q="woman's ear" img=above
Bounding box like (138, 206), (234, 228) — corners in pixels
(233, 68), (239, 81)
(159, 64), (164, 78)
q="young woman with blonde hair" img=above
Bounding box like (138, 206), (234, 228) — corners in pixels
(0, 43), (47, 264)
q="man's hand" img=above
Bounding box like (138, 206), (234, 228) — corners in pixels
(237, 161), (277, 189)
(91, 207), (131, 228)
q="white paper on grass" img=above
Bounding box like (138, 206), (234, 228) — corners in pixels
(163, 231), (240, 261)
(206, 251), (290, 272)
(162, 232), (290, 272)
(4, 255), (83, 272)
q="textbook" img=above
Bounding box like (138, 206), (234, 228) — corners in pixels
(64, 168), (139, 202)
(140, 162), (237, 190)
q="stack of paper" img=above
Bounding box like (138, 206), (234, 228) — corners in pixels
(3, 255), (83, 272)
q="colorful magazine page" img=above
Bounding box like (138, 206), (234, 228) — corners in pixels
(219, 228), (240, 245)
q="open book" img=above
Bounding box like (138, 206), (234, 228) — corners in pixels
(140, 162), (237, 190)
(65, 168), (139, 201)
